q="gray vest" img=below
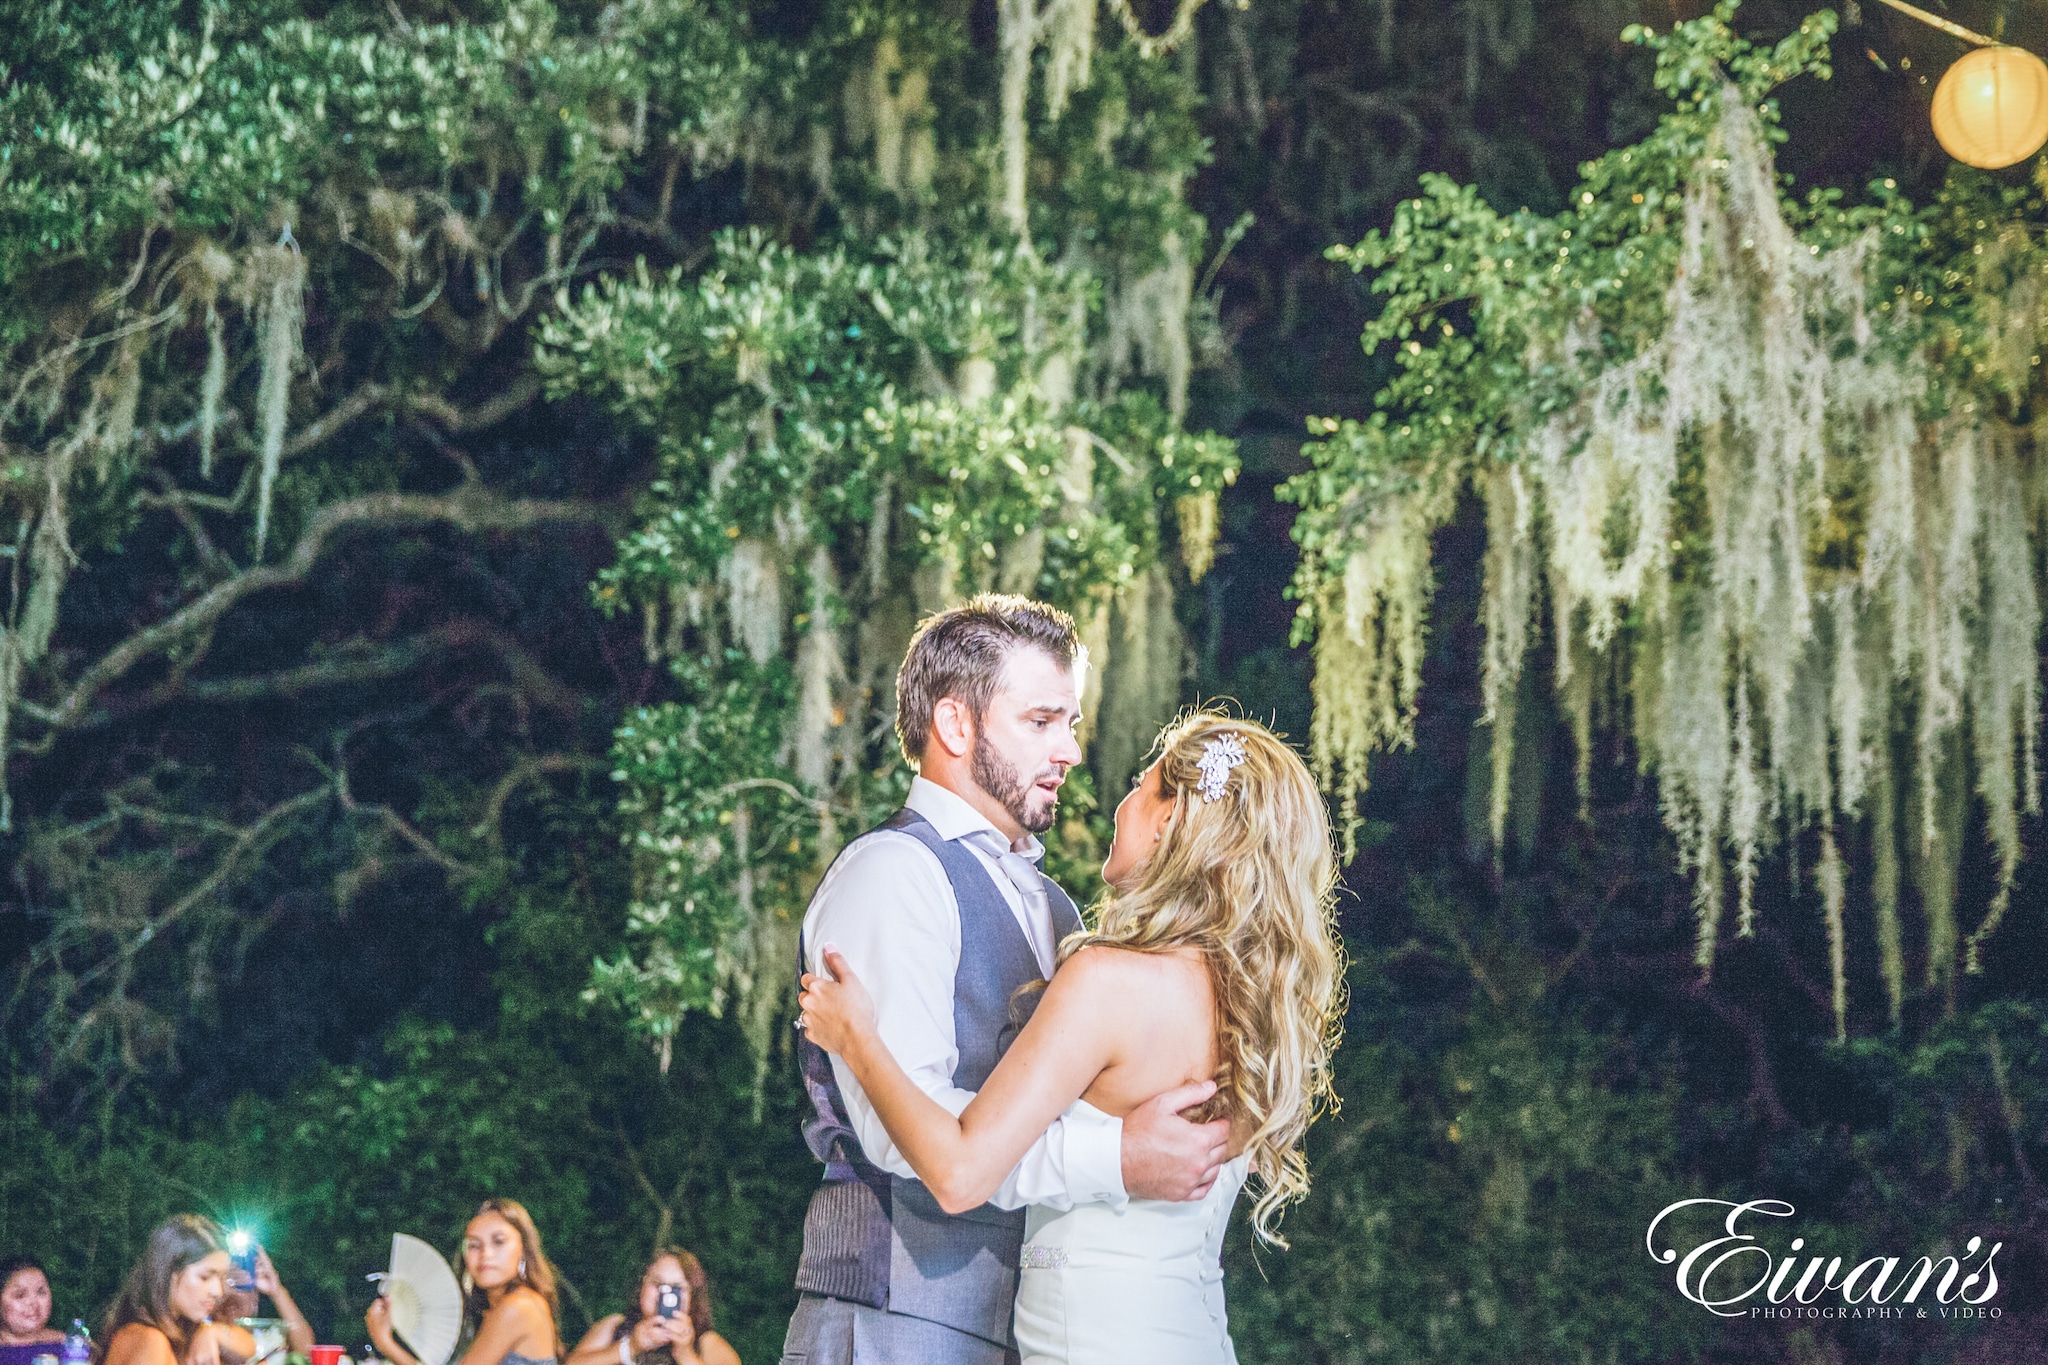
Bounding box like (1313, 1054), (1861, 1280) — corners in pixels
(793, 807), (1083, 1347)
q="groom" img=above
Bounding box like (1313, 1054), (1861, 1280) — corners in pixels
(781, 594), (1230, 1365)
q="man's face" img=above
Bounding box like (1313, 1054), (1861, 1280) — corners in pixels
(968, 647), (1084, 837)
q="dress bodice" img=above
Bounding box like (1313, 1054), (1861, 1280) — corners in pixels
(498, 1351), (558, 1365)
(1012, 1100), (1248, 1365)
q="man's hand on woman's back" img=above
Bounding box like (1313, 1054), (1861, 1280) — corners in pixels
(1120, 1079), (1231, 1201)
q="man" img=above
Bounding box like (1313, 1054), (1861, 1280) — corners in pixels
(781, 594), (1231, 1365)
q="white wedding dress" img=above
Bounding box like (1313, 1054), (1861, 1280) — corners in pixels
(1012, 1100), (1250, 1365)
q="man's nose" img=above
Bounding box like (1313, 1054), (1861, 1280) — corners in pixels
(1050, 726), (1083, 768)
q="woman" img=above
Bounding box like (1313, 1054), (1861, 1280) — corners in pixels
(799, 712), (1344, 1364)
(368, 1201), (559, 1365)
(561, 1250), (736, 1365)
(100, 1217), (248, 1365)
(1, 1256), (64, 1365)
(216, 1244), (316, 1358)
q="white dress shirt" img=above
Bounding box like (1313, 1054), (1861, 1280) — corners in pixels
(802, 776), (1128, 1211)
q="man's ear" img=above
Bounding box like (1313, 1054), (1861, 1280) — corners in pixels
(929, 695), (977, 759)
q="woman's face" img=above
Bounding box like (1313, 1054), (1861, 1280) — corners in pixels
(463, 1213), (524, 1292)
(2, 1267), (53, 1337)
(1102, 759), (1174, 887)
(168, 1253), (229, 1327)
(635, 1257), (688, 1320)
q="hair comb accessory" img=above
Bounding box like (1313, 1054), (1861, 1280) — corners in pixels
(1196, 733), (1248, 803)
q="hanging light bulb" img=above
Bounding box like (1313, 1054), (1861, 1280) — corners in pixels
(1930, 44), (2048, 169)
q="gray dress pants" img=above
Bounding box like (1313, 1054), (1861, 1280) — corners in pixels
(779, 1294), (1020, 1365)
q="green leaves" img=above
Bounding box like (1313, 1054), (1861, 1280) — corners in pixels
(1290, 3), (1882, 643)
(0, 0), (752, 280)
(534, 29), (1240, 1059)
(550, 208), (1240, 1056)
(1222, 889), (1700, 1365)
(1288, 1), (2048, 995)
(3, 0), (1238, 1084)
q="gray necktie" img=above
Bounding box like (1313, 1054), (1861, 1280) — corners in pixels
(968, 831), (1058, 976)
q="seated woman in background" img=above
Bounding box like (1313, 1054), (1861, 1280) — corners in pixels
(1, 1256), (66, 1365)
(369, 1201), (559, 1365)
(214, 1243), (315, 1359)
(100, 1217), (247, 1365)
(562, 1249), (737, 1365)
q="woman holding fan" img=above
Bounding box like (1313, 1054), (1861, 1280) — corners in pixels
(368, 1202), (559, 1365)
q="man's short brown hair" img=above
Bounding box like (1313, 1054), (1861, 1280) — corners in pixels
(896, 594), (1081, 765)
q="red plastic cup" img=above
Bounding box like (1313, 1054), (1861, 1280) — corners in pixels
(310, 1346), (345, 1365)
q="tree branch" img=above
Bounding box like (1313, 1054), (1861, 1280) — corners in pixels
(281, 381), (392, 459)
(273, 372), (543, 461)
(2, 303), (183, 433)
(1758, 922), (1835, 1022)
(472, 753), (604, 851)
(147, 787), (331, 948)
(611, 1118), (677, 1237)
(56, 636), (440, 730)
(423, 292), (507, 357)
(53, 618), (593, 733)
(146, 468), (236, 581)
(712, 776), (860, 818)
(348, 798), (488, 884)
(19, 489), (619, 734)
(36, 783), (336, 1000)
(324, 739), (487, 885)
(1984, 1033), (2044, 1208)
(406, 373), (542, 433)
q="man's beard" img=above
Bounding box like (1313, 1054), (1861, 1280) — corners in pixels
(972, 731), (1060, 834)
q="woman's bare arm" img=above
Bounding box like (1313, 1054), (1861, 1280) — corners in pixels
(253, 1249), (313, 1355)
(207, 1325), (257, 1362)
(560, 1314), (625, 1365)
(800, 945), (1127, 1214)
(695, 1331), (740, 1365)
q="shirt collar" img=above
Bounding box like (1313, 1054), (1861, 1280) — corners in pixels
(906, 775), (1045, 862)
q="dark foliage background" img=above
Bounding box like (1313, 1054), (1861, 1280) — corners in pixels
(6, 3), (2047, 1364)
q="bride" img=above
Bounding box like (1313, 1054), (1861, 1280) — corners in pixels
(797, 711), (1344, 1364)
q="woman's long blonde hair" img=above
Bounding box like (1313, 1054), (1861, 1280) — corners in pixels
(1064, 710), (1344, 1245)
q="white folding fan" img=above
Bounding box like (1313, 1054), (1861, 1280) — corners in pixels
(374, 1234), (464, 1365)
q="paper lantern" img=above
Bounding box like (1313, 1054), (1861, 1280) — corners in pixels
(1931, 45), (2048, 169)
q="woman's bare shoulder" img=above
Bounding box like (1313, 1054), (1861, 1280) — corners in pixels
(105, 1325), (175, 1365)
(1049, 943), (1210, 1026)
(492, 1288), (555, 1329)
(1056, 942), (1205, 991)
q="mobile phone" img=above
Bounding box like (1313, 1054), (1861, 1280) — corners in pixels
(228, 1231), (258, 1281)
(654, 1284), (683, 1320)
